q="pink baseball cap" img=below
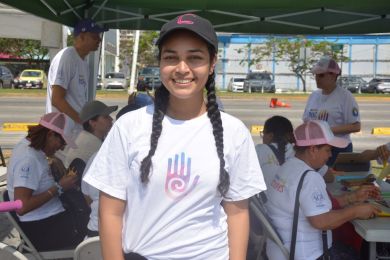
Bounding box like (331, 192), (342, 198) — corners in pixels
(39, 112), (77, 148)
(294, 120), (348, 148)
(311, 56), (341, 75)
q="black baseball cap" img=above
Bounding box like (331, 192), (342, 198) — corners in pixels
(156, 14), (218, 52)
(74, 18), (108, 36)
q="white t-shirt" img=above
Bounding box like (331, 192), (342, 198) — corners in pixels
(303, 86), (360, 143)
(255, 143), (328, 193)
(64, 130), (102, 168)
(265, 157), (332, 260)
(84, 105), (266, 259)
(6, 139), (65, 222)
(82, 153), (99, 232)
(46, 46), (89, 138)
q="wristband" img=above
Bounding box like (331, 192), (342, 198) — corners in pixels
(54, 182), (64, 195)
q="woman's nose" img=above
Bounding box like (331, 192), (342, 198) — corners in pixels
(176, 60), (190, 73)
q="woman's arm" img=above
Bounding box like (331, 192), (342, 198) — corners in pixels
(99, 191), (126, 260)
(222, 199), (249, 260)
(307, 203), (381, 230)
(14, 173), (77, 215)
(331, 122), (361, 135)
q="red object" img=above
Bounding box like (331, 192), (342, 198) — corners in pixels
(328, 192), (363, 253)
(269, 98), (291, 108)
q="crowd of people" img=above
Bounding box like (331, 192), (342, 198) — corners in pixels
(5, 14), (390, 260)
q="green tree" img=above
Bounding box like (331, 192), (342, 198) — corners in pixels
(119, 31), (159, 72)
(0, 38), (48, 61)
(237, 36), (348, 92)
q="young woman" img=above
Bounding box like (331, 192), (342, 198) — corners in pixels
(255, 116), (295, 188)
(6, 112), (88, 250)
(84, 14), (266, 260)
(265, 120), (380, 260)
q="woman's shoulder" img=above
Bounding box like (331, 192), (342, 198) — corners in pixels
(220, 111), (247, 131)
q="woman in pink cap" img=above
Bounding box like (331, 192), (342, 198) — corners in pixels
(6, 112), (88, 251)
(303, 56), (361, 166)
(265, 120), (380, 260)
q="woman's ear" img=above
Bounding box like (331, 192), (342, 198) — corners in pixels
(210, 56), (217, 75)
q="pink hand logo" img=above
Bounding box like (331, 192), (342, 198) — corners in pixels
(165, 152), (199, 200)
(177, 14), (196, 25)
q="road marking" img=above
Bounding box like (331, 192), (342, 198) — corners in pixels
(2, 123), (38, 132)
(372, 128), (390, 135)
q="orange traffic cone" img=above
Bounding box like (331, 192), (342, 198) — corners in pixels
(269, 98), (278, 108)
(275, 100), (291, 108)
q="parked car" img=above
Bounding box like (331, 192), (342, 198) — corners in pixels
(96, 74), (103, 90)
(104, 72), (127, 90)
(336, 76), (367, 93)
(362, 78), (390, 93)
(227, 77), (245, 92)
(0, 65), (14, 88)
(243, 71), (275, 93)
(14, 69), (47, 89)
(137, 66), (160, 91)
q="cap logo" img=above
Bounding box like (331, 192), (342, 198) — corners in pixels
(177, 14), (196, 25)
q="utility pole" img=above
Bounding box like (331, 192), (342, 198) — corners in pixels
(129, 30), (140, 94)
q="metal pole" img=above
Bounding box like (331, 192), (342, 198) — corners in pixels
(129, 30), (140, 94)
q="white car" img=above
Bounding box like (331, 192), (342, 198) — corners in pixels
(104, 72), (127, 90)
(227, 77), (245, 92)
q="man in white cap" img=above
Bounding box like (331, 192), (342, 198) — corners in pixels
(64, 100), (117, 168)
(46, 18), (108, 140)
(303, 56), (361, 166)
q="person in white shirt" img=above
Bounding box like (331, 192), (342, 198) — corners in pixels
(64, 100), (117, 168)
(83, 14), (266, 260)
(46, 19), (107, 139)
(303, 56), (361, 166)
(6, 112), (88, 251)
(266, 120), (380, 260)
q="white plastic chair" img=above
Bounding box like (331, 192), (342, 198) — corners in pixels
(249, 195), (289, 259)
(73, 236), (102, 260)
(0, 242), (28, 260)
(1, 191), (74, 260)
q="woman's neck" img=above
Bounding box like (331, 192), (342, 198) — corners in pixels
(321, 83), (337, 95)
(166, 96), (207, 120)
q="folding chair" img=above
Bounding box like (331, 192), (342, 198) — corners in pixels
(249, 194), (289, 260)
(0, 242), (28, 260)
(73, 236), (102, 260)
(1, 191), (74, 260)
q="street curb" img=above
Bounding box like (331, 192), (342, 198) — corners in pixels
(2, 123), (38, 132)
(372, 128), (390, 135)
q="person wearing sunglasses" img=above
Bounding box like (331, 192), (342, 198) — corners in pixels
(303, 56), (361, 166)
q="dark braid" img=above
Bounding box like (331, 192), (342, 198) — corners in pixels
(140, 85), (169, 183)
(263, 115), (294, 165)
(205, 72), (230, 197)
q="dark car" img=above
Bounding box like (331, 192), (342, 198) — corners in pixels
(362, 78), (390, 93)
(137, 66), (161, 91)
(0, 65), (14, 88)
(243, 71), (275, 93)
(336, 76), (367, 93)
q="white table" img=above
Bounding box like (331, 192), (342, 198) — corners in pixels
(327, 177), (390, 260)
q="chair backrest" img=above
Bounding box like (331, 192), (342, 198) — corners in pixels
(249, 195), (289, 259)
(73, 237), (102, 260)
(1, 191), (74, 260)
(0, 242), (28, 260)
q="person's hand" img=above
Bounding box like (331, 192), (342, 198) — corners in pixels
(58, 167), (78, 191)
(352, 203), (381, 219)
(353, 185), (381, 202)
(376, 144), (390, 162)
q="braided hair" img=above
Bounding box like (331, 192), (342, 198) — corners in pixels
(140, 42), (230, 197)
(263, 116), (294, 165)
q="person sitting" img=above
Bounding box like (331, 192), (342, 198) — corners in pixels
(64, 100), (117, 167)
(6, 112), (89, 251)
(265, 120), (381, 260)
